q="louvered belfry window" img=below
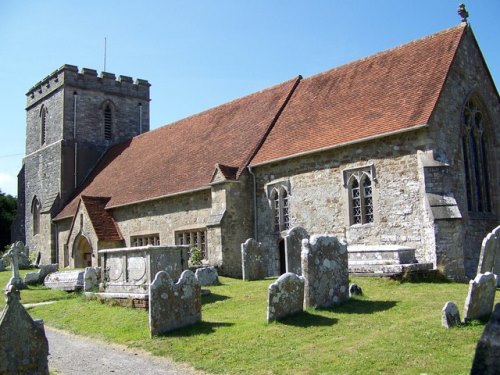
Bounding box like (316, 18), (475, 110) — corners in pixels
(104, 105), (112, 140)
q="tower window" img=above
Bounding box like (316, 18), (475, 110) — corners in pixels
(104, 105), (112, 140)
(31, 196), (41, 235)
(40, 106), (47, 145)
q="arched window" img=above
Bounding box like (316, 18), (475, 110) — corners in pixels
(348, 172), (374, 225)
(270, 186), (291, 232)
(462, 97), (491, 213)
(40, 105), (47, 145)
(31, 197), (41, 235)
(104, 105), (112, 140)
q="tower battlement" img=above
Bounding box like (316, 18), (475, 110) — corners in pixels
(26, 64), (150, 109)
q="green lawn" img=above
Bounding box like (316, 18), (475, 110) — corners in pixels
(1, 269), (498, 374)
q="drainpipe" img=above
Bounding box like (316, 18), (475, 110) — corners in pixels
(73, 92), (78, 188)
(247, 166), (258, 241)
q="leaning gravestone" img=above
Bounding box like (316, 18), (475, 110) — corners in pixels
(0, 285), (49, 374)
(464, 272), (497, 323)
(267, 272), (304, 322)
(83, 267), (100, 292)
(195, 266), (219, 286)
(441, 301), (461, 328)
(301, 235), (349, 308)
(241, 238), (266, 281)
(477, 225), (500, 287)
(44, 270), (84, 291)
(470, 303), (500, 375)
(149, 270), (201, 336)
(284, 227), (309, 275)
(25, 264), (59, 285)
(4, 242), (27, 290)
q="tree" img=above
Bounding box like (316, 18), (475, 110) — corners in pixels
(0, 190), (17, 252)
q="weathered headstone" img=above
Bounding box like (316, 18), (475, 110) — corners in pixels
(0, 285), (49, 374)
(464, 272), (497, 322)
(349, 283), (363, 297)
(25, 264), (59, 285)
(441, 301), (461, 328)
(149, 270), (201, 336)
(284, 227), (309, 275)
(195, 266), (219, 286)
(4, 242), (27, 290)
(44, 270), (84, 291)
(470, 303), (500, 375)
(477, 225), (500, 287)
(84, 267), (100, 291)
(267, 272), (305, 322)
(301, 235), (349, 308)
(241, 238), (266, 281)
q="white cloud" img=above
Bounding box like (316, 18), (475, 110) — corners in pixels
(0, 172), (17, 197)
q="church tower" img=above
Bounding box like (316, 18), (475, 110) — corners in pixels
(17, 65), (150, 263)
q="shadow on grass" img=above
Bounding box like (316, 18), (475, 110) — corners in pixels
(278, 311), (338, 327)
(165, 321), (234, 337)
(328, 298), (398, 314)
(392, 270), (453, 284)
(201, 292), (230, 305)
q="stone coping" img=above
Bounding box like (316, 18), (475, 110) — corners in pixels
(98, 245), (189, 254)
(348, 245), (416, 252)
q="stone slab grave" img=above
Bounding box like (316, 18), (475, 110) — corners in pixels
(302, 235), (349, 308)
(3, 241), (28, 290)
(464, 272), (497, 323)
(284, 227), (309, 275)
(195, 266), (219, 286)
(241, 238), (266, 281)
(477, 225), (500, 287)
(44, 269), (85, 291)
(25, 264), (59, 285)
(267, 272), (305, 322)
(95, 245), (189, 306)
(0, 285), (49, 374)
(470, 303), (500, 375)
(348, 244), (433, 276)
(149, 270), (201, 336)
(442, 301), (461, 328)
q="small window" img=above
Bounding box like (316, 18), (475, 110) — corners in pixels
(104, 105), (112, 140)
(344, 166), (375, 226)
(40, 106), (47, 145)
(31, 197), (41, 235)
(131, 234), (160, 247)
(175, 229), (207, 259)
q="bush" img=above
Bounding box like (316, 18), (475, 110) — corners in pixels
(189, 247), (203, 266)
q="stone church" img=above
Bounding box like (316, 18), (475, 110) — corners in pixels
(14, 23), (499, 279)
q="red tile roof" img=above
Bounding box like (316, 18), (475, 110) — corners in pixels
(80, 196), (123, 241)
(55, 77), (300, 220)
(251, 25), (466, 165)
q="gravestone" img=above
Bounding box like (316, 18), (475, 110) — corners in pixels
(441, 301), (461, 328)
(470, 303), (500, 375)
(241, 238), (266, 281)
(284, 227), (309, 275)
(4, 242), (27, 290)
(195, 266), (219, 286)
(25, 264), (59, 285)
(349, 283), (363, 297)
(301, 235), (349, 308)
(477, 226), (500, 287)
(84, 267), (100, 291)
(267, 272), (304, 322)
(149, 270), (201, 336)
(0, 285), (49, 374)
(464, 272), (497, 322)
(44, 270), (84, 291)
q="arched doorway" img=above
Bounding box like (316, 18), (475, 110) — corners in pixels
(278, 239), (286, 275)
(73, 235), (93, 268)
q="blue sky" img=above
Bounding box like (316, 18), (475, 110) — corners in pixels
(0, 1), (498, 197)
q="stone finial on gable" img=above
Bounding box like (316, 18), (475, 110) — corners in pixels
(458, 3), (469, 24)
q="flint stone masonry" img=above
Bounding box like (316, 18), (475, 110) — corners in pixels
(149, 270), (201, 336)
(194, 266), (219, 286)
(44, 270), (84, 291)
(267, 272), (305, 322)
(477, 226), (500, 286)
(302, 235), (349, 308)
(241, 238), (266, 281)
(24, 264), (59, 285)
(442, 301), (461, 328)
(100, 245), (189, 294)
(471, 303), (500, 375)
(284, 227), (309, 275)
(0, 286), (49, 374)
(464, 272), (497, 322)
(84, 267), (100, 291)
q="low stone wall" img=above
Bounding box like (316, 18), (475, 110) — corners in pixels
(99, 245), (189, 294)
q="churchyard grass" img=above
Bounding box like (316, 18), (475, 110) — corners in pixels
(12, 274), (500, 374)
